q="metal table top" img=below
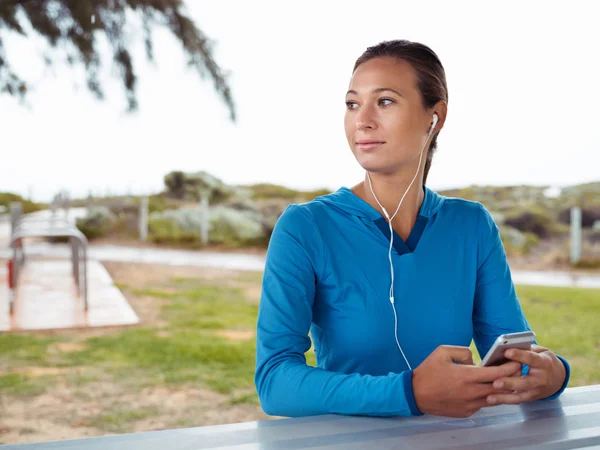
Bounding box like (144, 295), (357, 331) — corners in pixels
(5, 385), (600, 449)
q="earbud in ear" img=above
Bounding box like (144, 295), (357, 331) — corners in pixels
(430, 114), (439, 133)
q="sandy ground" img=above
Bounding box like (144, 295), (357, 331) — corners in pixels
(0, 262), (271, 445)
(1, 383), (270, 445)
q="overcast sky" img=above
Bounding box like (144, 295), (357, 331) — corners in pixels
(1, 0), (598, 202)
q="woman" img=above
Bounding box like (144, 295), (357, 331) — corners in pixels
(254, 39), (569, 419)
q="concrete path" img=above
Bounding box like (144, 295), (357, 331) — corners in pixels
(0, 260), (139, 332)
(1, 242), (599, 289)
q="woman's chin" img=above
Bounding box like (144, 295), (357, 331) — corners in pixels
(355, 156), (391, 173)
(355, 153), (419, 175)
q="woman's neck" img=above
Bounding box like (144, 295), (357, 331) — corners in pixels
(352, 171), (425, 239)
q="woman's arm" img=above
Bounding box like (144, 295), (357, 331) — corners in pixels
(254, 204), (421, 418)
(472, 203), (570, 400)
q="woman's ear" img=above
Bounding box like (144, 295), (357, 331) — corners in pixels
(430, 101), (448, 133)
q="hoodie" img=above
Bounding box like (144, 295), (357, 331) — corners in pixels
(254, 185), (570, 418)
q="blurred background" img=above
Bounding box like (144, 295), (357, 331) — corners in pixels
(0, 0), (599, 445)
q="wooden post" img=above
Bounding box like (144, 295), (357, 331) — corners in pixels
(140, 196), (148, 241)
(9, 202), (22, 238)
(570, 207), (582, 265)
(200, 190), (210, 245)
(64, 191), (70, 221)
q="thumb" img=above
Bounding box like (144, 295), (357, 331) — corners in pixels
(439, 345), (474, 365)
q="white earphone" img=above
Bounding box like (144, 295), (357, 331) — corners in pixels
(366, 113), (438, 370)
(430, 113), (439, 133)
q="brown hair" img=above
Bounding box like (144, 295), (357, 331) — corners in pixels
(353, 40), (448, 183)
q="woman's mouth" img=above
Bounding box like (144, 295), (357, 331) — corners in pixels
(356, 140), (385, 151)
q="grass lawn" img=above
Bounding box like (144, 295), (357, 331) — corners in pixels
(1, 262), (599, 443)
(469, 285), (600, 387)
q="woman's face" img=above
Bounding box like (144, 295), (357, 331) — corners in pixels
(344, 56), (433, 175)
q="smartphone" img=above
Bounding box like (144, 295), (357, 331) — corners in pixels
(479, 331), (536, 367)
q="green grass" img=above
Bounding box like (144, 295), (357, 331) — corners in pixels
(516, 285), (600, 386)
(31, 282), (260, 395)
(0, 334), (58, 369)
(0, 373), (51, 395)
(0, 274), (598, 430)
(66, 326), (256, 394)
(228, 391), (261, 406)
(131, 288), (177, 299)
(86, 405), (161, 433)
(469, 285), (600, 385)
(233, 272), (265, 285)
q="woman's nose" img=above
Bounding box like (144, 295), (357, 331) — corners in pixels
(356, 105), (377, 131)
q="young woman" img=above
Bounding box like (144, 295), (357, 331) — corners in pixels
(254, 39), (569, 419)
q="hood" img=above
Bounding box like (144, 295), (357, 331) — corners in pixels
(314, 185), (446, 222)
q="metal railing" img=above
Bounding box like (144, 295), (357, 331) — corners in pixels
(8, 204), (89, 314)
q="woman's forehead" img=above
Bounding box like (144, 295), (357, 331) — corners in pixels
(349, 57), (418, 93)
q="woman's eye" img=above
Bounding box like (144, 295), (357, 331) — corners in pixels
(346, 98), (393, 109)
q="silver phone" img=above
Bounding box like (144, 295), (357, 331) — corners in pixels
(479, 331), (536, 367)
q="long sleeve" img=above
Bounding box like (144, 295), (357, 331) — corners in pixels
(472, 204), (570, 399)
(254, 204), (422, 418)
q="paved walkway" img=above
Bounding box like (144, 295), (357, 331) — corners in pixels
(0, 243), (267, 272)
(0, 260), (139, 332)
(2, 242), (600, 289)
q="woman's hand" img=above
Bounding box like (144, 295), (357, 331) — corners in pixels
(486, 344), (566, 405)
(412, 345), (521, 418)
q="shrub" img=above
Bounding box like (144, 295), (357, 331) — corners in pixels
(504, 211), (555, 239)
(148, 217), (199, 245)
(558, 207), (600, 228)
(499, 226), (540, 256)
(76, 207), (116, 239)
(0, 192), (45, 214)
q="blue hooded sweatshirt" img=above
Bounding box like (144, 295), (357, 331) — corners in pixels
(254, 185), (570, 417)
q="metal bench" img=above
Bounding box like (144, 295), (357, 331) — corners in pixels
(7, 203), (89, 314)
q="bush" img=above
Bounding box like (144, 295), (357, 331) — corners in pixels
(558, 207), (600, 228)
(523, 232), (540, 253)
(249, 184), (301, 200)
(299, 188), (331, 202)
(148, 194), (168, 214)
(0, 192), (45, 214)
(148, 206), (266, 248)
(76, 207), (117, 240)
(209, 206), (265, 246)
(573, 259), (600, 269)
(256, 199), (289, 238)
(588, 230), (600, 244)
(112, 215), (140, 239)
(504, 211), (556, 239)
(247, 184), (330, 202)
(148, 217), (199, 245)
(163, 171), (242, 203)
(499, 226), (540, 256)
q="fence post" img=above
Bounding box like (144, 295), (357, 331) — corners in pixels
(9, 202), (22, 238)
(570, 206), (582, 265)
(139, 196), (149, 241)
(200, 190), (210, 245)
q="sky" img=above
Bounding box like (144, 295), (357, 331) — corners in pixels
(1, 0), (599, 203)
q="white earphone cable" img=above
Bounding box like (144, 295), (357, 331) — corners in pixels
(365, 117), (438, 371)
